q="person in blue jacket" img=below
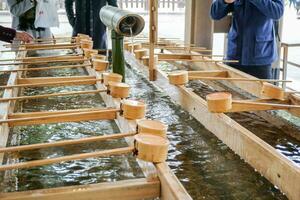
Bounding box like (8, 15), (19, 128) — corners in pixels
(210, 0), (284, 79)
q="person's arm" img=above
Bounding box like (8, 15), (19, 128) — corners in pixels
(65, 0), (76, 27)
(107, 0), (118, 7)
(249, 0), (284, 20)
(0, 25), (33, 43)
(5, 0), (34, 17)
(0, 25), (16, 43)
(210, 0), (234, 20)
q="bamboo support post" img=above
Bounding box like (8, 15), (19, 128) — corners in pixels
(0, 132), (136, 153)
(148, 0), (158, 81)
(0, 147), (134, 171)
(0, 89), (106, 102)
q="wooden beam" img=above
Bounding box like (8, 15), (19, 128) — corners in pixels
(18, 76), (96, 84)
(156, 53), (192, 60)
(0, 78), (101, 89)
(0, 45), (79, 53)
(6, 36), (75, 43)
(0, 132), (135, 153)
(159, 58), (238, 63)
(1, 108), (119, 127)
(0, 178), (160, 200)
(9, 108), (105, 119)
(155, 67), (300, 200)
(188, 76), (291, 83)
(0, 58), (88, 66)
(0, 63), (91, 73)
(0, 89), (106, 102)
(0, 55), (83, 62)
(188, 70), (228, 77)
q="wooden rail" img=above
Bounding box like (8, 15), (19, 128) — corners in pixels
(0, 178), (160, 200)
(125, 52), (300, 200)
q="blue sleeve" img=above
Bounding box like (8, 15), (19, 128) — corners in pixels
(210, 0), (233, 20)
(249, 0), (284, 20)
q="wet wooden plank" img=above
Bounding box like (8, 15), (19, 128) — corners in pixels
(0, 178), (160, 200)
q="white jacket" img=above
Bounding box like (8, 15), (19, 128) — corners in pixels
(6, 0), (52, 38)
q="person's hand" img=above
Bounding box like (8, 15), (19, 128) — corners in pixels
(15, 31), (33, 43)
(224, 0), (235, 3)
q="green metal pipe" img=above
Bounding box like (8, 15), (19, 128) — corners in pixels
(111, 30), (125, 82)
(100, 6), (145, 82)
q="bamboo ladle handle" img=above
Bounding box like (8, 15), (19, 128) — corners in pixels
(0, 147), (134, 171)
(0, 78), (102, 89)
(189, 76), (292, 83)
(0, 132), (135, 153)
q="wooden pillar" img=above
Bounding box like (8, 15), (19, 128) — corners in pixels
(185, 0), (214, 50)
(149, 0), (158, 81)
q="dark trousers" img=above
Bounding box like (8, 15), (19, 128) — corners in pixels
(229, 64), (273, 79)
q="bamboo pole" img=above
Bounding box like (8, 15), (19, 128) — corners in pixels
(10, 108), (105, 118)
(0, 54), (83, 62)
(231, 100), (300, 112)
(0, 147), (134, 171)
(155, 53), (225, 58)
(4, 41), (76, 48)
(0, 63), (91, 73)
(0, 45), (79, 53)
(148, 0), (158, 81)
(0, 132), (135, 153)
(0, 78), (102, 89)
(141, 44), (212, 52)
(10, 36), (76, 43)
(0, 58), (88, 66)
(0, 89), (106, 102)
(188, 76), (292, 83)
(0, 108), (120, 126)
(158, 58), (239, 63)
(22, 43), (78, 49)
